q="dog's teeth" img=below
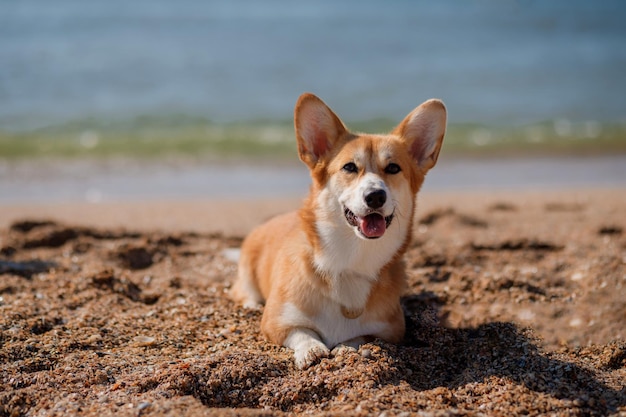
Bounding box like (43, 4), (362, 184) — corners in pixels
(344, 207), (359, 227)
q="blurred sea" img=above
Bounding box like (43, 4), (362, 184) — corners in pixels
(1, 0), (626, 156)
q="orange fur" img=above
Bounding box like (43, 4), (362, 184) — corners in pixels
(231, 93), (446, 369)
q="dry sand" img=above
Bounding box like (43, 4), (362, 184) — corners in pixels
(1, 188), (625, 416)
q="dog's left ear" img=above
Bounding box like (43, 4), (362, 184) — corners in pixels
(393, 99), (447, 171)
(294, 93), (348, 168)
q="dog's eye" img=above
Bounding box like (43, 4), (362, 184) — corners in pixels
(342, 162), (358, 173)
(384, 163), (401, 174)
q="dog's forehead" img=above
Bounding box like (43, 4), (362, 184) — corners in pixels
(339, 134), (403, 163)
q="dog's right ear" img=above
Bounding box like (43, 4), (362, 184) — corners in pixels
(294, 93), (348, 168)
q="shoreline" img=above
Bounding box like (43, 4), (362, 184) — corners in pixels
(1, 188), (623, 237)
(1, 154), (625, 206)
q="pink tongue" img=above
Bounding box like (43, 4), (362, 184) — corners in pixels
(359, 213), (386, 238)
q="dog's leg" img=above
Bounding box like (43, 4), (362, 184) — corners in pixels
(284, 328), (330, 369)
(231, 259), (263, 309)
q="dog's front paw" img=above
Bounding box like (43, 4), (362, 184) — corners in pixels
(293, 341), (330, 369)
(284, 328), (331, 369)
(331, 344), (357, 357)
(331, 336), (366, 357)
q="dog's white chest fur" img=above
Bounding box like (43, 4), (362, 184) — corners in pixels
(327, 271), (373, 313)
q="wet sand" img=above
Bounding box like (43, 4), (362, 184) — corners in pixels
(1, 155), (625, 204)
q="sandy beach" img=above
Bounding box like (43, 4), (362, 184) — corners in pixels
(3, 2), (625, 414)
(1, 167), (625, 416)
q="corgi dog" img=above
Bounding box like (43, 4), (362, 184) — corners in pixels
(231, 93), (446, 369)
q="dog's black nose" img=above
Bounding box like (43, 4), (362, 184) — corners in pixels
(365, 189), (386, 209)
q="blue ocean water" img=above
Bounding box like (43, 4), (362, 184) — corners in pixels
(1, 0), (626, 131)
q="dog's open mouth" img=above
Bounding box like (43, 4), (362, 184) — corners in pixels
(344, 207), (394, 239)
